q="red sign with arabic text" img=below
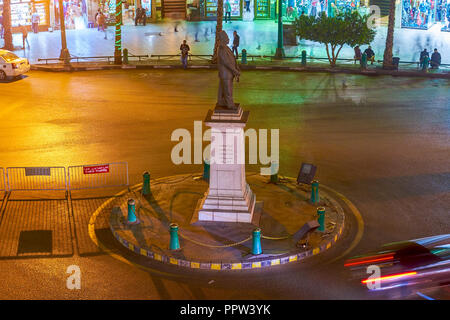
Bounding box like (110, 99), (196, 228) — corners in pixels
(83, 165), (110, 174)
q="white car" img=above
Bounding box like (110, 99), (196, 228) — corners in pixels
(0, 50), (30, 80)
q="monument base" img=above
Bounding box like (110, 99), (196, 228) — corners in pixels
(196, 183), (256, 223)
(196, 104), (256, 223)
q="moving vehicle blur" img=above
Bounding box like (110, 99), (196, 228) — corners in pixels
(345, 234), (450, 298)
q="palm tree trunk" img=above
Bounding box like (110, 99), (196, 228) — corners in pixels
(2, 0), (14, 50)
(212, 0), (223, 64)
(382, 0), (396, 69)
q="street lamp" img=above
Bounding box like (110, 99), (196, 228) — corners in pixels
(58, 0), (71, 65)
(274, 0), (285, 59)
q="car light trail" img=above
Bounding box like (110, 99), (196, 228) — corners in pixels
(361, 271), (417, 284)
(344, 255), (394, 267)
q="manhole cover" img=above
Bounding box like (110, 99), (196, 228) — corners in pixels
(17, 230), (52, 254)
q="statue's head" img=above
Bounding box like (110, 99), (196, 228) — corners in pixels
(218, 30), (229, 45)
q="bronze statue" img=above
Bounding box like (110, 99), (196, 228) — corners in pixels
(216, 30), (240, 110)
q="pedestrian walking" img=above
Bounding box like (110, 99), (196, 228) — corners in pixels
(180, 40), (190, 69)
(232, 30), (240, 59)
(225, 0), (232, 23)
(20, 24), (30, 49)
(31, 10), (40, 33)
(95, 9), (102, 30)
(430, 48), (441, 69)
(97, 12), (107, 39)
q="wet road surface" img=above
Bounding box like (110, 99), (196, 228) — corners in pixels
(0, 69), (448, 299)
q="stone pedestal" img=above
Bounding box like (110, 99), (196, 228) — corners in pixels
(196, 105), (256, 223)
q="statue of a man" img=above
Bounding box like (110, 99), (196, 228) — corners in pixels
(216, 30), (240, 110)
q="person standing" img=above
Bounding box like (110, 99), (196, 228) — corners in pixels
(135, 6), (142, 26)
(20, 24), (30, 49)
(311, 0), (318, 17)
(245, 0), (251, 12)
(31, 10), (40, 33)
(180, 40), (190, 69)
(232, 30), (240, 59)
(430, 48), (441, 69)
(354, 45), (362, 64)
(224, 0), (232, 23)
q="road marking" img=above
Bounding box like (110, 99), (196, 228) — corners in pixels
(320, 184), (365, 264)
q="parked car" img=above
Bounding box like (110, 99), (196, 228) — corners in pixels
(0, 50), (30, 80)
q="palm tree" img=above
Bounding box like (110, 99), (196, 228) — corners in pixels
(382, 0), (396, 69)
(212, 0), (224, 64)
(2, 0), (14, 50)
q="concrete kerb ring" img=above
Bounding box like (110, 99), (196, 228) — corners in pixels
(88, 173), (359, 271)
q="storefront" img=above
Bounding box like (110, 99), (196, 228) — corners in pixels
(0, 0), (50, 31)
(437, 0), (449, 29)
(402, 0), (437, 29)
(198, 0), (274, 20)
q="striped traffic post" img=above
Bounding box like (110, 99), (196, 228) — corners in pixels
(127, 199), (137, 223)
(317, 207), (326, 232)
(252, 228), (262, 255)
(310, 180), (320, 204)
(169, 223), (180, 250)
(142, 171), (150, 195)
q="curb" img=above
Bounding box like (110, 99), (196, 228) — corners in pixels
(107, 177), (346, 271)
(30, 63), (450, 79)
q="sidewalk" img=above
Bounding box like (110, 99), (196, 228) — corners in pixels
(4, 20), (450, 65)
(30, 56), (450, 80)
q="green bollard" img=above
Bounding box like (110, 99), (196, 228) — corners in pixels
(241, 49), (247, 64)
(203, 160), (210, 182)
(317, 207), (326, 232)
(142, 171), (150, 195)
(123, 48), (129, 65)
(252, 228), (262, 255)
(361, 53), (367, 69)
(127, 199), (137, 223)
(270, 160), (278, 183)
(301, 50), (307, 66)
(169, 223), (180, 250)
(310, 180), (320, 204)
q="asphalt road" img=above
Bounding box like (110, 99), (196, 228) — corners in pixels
(0, 69), (448, 300)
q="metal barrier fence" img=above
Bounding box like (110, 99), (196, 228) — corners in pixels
(0, 168), (6, 191)
(6, 167), (67, 191)
(68, 162), (129, 190)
